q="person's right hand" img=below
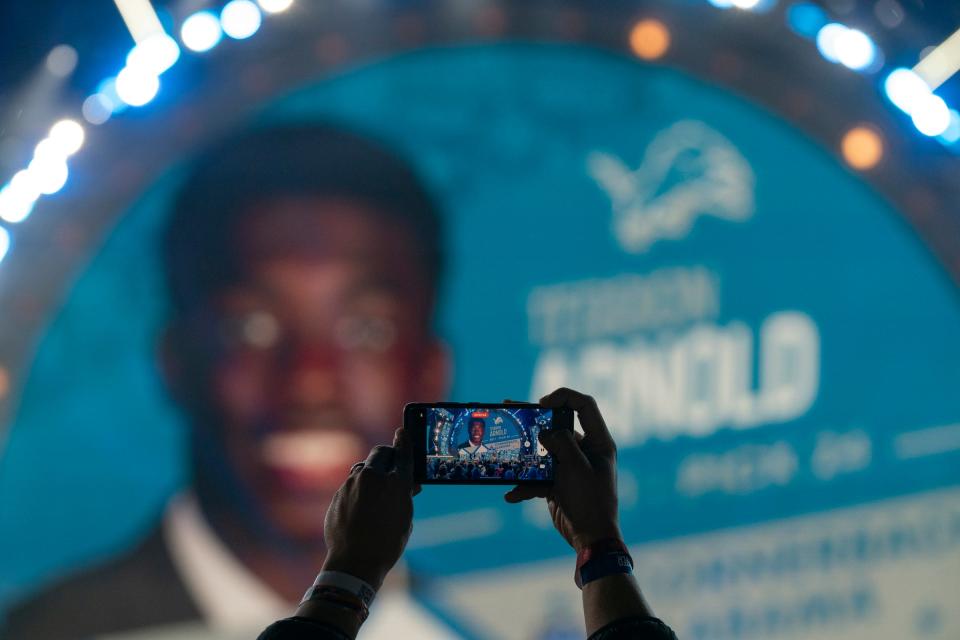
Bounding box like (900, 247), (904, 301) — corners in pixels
(320, 428), (419, 590)
(505, 387), (622, 551)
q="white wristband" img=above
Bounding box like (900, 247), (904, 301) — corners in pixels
(301, 571), (377, 609)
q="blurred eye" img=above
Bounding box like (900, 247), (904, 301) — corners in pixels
(220, 310), (281, 351)
(334, 315), (398, 353)
(242, 310), (281, 349)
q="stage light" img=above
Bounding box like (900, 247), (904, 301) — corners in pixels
(629, 19), (670, 61)
(707, 0), (734, 8)
(2, 170), (41, 223)
(0, 227), (10, 265)
(841, 127), (883, 170)
(0, 180), (38, 224)
(126, 32), (180, 75)
(731, 0), (761, 9)
(910, 93), (951, 137)
(82, 94), (113, 125)
(115, 66), (160, 106)
(834, 27), (876, 71)
(938, 110), (960, 144)
(10, 170), (41, 200)
(816, 24), (876, 70)
(48, 119), (86, 156)
(181, 11), (223, 52)
(815, 23), (846, 63)
(26, 155), (69, 196)
(221, 0), (262, 40)
(787, 3), (828, 38)
(884, 68), (932, 114)
(32, 138), (64, 161)
(257, 0), (293, 13)
(45, 44), (78, 78)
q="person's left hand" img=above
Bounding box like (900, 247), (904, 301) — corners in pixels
(320, 428), (420, 589)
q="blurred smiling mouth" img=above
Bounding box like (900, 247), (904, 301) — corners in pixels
(262, 429), (367, 492)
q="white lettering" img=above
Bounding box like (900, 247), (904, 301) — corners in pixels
(529, 311), (820, 444)
(527, 267), (720, 346)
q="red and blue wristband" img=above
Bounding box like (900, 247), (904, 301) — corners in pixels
(575, 538), (634, 589)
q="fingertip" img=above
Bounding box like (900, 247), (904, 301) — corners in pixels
(539, 387), (567, 407)
(538, 394), (557, 407)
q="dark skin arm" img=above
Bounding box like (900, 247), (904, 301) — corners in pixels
(293, 428), (420, 638)
(505, 387), (654, 636)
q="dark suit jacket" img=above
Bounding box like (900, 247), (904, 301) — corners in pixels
(2, 527), (202, 640)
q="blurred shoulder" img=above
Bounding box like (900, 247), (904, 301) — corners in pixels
(2, 527), (200, 640)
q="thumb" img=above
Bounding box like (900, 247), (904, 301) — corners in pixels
(539, 429), (589, 468)
(504, 484), (549, 503)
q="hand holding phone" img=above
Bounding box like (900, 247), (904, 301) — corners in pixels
(404, 402), (574, 484)
(505, 388), (622, 552)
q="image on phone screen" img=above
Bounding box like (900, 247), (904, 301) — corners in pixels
(424, 406), (554, 482)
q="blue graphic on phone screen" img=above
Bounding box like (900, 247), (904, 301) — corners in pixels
(425, 408), (553, 481)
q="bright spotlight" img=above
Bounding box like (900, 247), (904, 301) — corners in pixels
(181, 11), (223, 52)
(0, 181), (38, 224)
(834, 27), (876, 71)
(884, 68), (932, 114)
(26, 155), (69, 196)
(115, 66), (160, 106)
(707, 0), (734, 7)
(0, 226), (10, 264)
(257, 0), (293, 13)
(49, 119), (86, 156)
(32, 138), (66, 161)
(938, 109), (960, 144)
(731, 0), (761, 9)
(10, 170), (40, 197)
(816, 23), (848, 64)
(221, 0), (262, 40)
(911, 93), (951, 137)
(127, 32), (181, 75)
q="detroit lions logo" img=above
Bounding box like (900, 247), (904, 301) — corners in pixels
(588, 120), (755, 253)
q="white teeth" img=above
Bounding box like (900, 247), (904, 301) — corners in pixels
(263, 430), (366, 472)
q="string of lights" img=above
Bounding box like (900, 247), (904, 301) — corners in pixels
(0, 0), (294, 266)
(0, 0), (956, 269)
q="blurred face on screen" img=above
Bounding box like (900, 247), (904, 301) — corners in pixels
(175, 197), (445, 548)
(469, 420), (485, 445)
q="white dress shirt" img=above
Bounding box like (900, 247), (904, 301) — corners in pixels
(149, 494), (458, 640)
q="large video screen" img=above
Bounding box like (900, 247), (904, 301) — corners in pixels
(1, 43), (958, 640)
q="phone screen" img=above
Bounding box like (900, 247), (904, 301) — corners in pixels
(423, 406), (555, 483)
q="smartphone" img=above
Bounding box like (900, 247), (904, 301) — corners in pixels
(405, 402), (574, 484)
